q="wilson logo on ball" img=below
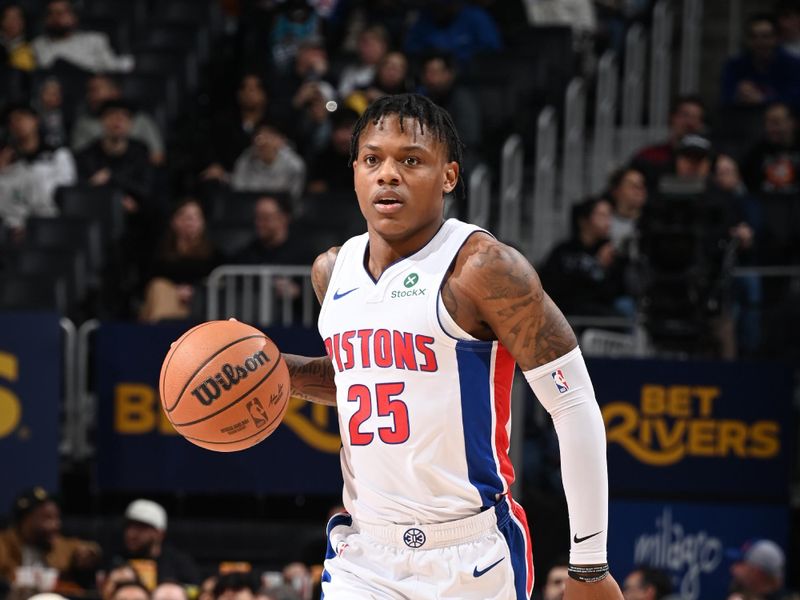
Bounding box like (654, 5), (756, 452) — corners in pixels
(191, 350), (271, 406)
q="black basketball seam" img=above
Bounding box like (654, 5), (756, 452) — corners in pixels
(178, 381), (290, 445)
(171, 353), (286, 426)
(160, 321), (220, 413)
(166, 333), (269, 412)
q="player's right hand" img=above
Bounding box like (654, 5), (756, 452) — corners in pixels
(565, 573), (624, 600)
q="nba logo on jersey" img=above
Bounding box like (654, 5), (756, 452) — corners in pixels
(551, 369), (569, 393)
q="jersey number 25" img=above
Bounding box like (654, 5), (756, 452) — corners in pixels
(347, 382), (410, 445)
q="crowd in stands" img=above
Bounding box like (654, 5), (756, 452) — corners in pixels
(0, 487), (794, 600)
(0, 0), (796, 360)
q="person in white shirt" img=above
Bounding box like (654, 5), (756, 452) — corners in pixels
(32, 0), (133, 73)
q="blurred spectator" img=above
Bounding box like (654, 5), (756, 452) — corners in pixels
(72, 74), (164, 165)
(231, 120), (306, 202)
(32, 0), (133, 73)
(417, 51), (481, 166)
(111, 581), (150, 600)
(76, 99), (155, 217)
(713, 155), (763, 356)
(5, 102), (77, 203)
(542, 559), (569, 600)
(278, 563), (309, 600)
(622, 566), (673, 600)
(291, 79), (337, 164)
(729, 539), (786, 600)
(35, 78), (68, 148)
(721, 13), (800, 109)
(404, 0), (502, 67)
(605, 166), (647, 255)
(0, 487), (101, 590)
(97, 564), (141, 600)
(152, 582), (188, 600)
(0, 137), (54, 240)
(214, 572), (259, 600)
(198, 576), (217, 600)
(540, 197), (634, 317)
(776, 0), (800, 58)
(113, 500), (201, 588)
(0, 3), (35, 72)
(232, 195), (310, 265)
(337, 25), (389, 98)
(306, 107), (358, 194)
(202, 73), (270, 181)
(270, 0), (321, 74)
(138, 201), (222, 323)
(741, 101), (800, 194)
(345, 51), (411, 114)
(631, 95), (705, 188)
(521, 0), (596, 73)
(660, 133), (714, 189)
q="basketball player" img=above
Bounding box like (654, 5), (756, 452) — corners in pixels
(284, 94), (622, 600)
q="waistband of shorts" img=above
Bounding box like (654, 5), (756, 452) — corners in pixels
(353, 505), (508, 550)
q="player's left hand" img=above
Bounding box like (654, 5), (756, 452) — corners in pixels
(564, 573), (624, 600)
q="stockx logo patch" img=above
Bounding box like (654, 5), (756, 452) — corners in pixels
(392, 273), (426, 299)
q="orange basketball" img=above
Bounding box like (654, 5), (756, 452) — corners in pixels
(159, 319), (291, 452)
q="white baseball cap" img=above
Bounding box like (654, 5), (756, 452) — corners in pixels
(125, 499), (167, 531)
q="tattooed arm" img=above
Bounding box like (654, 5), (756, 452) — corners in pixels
(442, 232), (576, 368)
(445, 234), (623, 600)
(284, 248), (340, 407)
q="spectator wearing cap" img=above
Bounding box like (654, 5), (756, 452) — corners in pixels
(32, 0), (133, 73)
(72, 74), (165, 165)
(112, 499), (200, 588)
(76, 99), (156, 217)
(729, 539), (787, 600)
(231, 120), (306, 203)
(721, 13), (800, 110)
(631, 95), (705, 190)
(4, 102), (77, 206)
(0, 487), (101, 589)
(741, 101), (800, 195)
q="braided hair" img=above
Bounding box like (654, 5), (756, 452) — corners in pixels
(348, 93), (466, 201)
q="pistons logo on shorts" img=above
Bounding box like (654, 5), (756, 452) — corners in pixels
(551, 369), (569, 393)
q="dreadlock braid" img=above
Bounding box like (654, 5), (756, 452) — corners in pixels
(348, 93), (466, 201)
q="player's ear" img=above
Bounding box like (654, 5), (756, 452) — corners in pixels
(442, 161), (459, 194)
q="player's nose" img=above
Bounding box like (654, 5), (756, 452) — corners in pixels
(376, 159), (400, 185)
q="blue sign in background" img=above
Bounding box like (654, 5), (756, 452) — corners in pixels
(588, 358), (793, 500)
(0, 312), (62, 518)
(609, 500), (789, 600)
(95, 321), (343, 495)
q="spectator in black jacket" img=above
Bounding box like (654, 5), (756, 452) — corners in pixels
(741, 101), (800, 194)
(540, 197), (634, 318)
(76, 99), (154, 216)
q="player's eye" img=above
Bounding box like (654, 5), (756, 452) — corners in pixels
(364, 155), (378, 166)
(404, 157), (419, 166)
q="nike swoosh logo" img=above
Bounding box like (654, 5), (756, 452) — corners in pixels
(574, 531), (603, 544)
(473, 557), (505, 577)
(333, 287), (359, 300)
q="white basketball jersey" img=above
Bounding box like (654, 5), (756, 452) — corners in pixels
(318, 219), (519, 525)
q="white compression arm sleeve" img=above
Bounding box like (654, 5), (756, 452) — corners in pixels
(523, 346), (608, 565)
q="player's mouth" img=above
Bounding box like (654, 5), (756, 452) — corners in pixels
(372, 192), (405, 214)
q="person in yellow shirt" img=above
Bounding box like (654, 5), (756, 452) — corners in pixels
(0, 4), (35, 71)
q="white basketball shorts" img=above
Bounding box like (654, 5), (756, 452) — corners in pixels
(320, 499), (533, 599)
